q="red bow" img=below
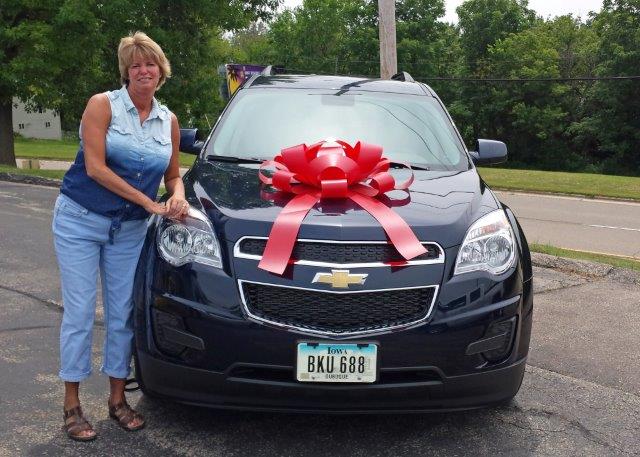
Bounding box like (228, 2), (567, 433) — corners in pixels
(258, 140), (427, 274)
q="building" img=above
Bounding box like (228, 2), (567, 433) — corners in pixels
(12, 98), (62, 140)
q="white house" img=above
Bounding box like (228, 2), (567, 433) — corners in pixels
(12, 98), (62, 140)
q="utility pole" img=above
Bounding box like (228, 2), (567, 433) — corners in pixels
(378, 0), (397, 79)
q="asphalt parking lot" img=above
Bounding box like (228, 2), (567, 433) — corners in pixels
(1, 181), (639, 456)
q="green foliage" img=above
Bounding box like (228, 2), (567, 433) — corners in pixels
(236, 0), (455, 79)
(4, 0), (639, 175)
(483, 16), (598, 170)
(456, 0), (538, 70)
(255, 0), (378, 76)
(1, 0), (61, 105)
(0, 0), (281, 162)
(224, 0), (638, 176)
(454, 0), (538, 144)
(396, 0), (462, 94)
(228, 22), (273, 64)
(570, 0), (640, 175)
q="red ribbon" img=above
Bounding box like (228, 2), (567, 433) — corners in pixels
(258, 140), (427, 274)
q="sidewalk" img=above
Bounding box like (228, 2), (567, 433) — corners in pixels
(14, 158), (189, 184)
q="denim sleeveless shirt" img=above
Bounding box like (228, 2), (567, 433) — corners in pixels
(60, 86), (172, 241)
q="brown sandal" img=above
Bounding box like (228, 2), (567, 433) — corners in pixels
(108, 400), (145, 431)
(63, 406), (97, 442)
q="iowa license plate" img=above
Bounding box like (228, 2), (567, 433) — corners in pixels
(296, 342), (377, 383)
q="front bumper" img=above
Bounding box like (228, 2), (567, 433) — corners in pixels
(134, 288), (532, 412)
(136, 350), (527, 413)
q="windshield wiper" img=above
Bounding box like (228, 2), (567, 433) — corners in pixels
(206, 155), (265, 164)
(207, 155), (429, 170)
(389, 162), (431, 171)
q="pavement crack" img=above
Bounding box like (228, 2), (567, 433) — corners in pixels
(502, 404), (632, 454)
(567, 417), (628, 453)
(534, 279), (604, 295)
(0, 284), (106, 328)
(0, 325), (56, 333)
(0, 284), (62, 313)
(526, 364), (640, 400)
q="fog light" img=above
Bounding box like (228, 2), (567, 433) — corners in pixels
(151, 308), (188, 356)
(465, 317), (517, 363)
(483, 317), (517, 362)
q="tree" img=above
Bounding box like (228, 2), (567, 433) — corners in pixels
(456, 0), (538, 71)
(571, 0), (640, 175)
(453, 0), (537, 144)
(0, 0), (103, 165)
(255, 0), (454, 79)
(394, 1), (462, 103)
(228, 21), (273, 64)
(485, 16), (598, 170)
(229, 0), (638, 174)
(0, 0), (280, 166)
(263, 0), (361, 75)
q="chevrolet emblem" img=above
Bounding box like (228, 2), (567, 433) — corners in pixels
(312, 270), (368, 289)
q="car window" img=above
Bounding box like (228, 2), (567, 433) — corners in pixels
(207, 88), (469, 171)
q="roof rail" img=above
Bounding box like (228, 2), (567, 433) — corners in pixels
(391, 71), (415, 82)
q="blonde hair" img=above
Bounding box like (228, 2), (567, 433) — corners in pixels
(118, 31), (171, 89)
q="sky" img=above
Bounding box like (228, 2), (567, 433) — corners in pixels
(280, 0), (604, 23)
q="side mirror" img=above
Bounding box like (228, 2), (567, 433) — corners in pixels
(469, 139), (508, 165)
(179, 128), (205, 155)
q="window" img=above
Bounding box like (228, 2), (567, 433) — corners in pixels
(18, 123), (25, 129)
(209, 89), (469, 171)
(45, 122), (51, 128)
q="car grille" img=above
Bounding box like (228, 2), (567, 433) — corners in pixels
(237, 238), (441, 264)
(241, 282), (437, 335)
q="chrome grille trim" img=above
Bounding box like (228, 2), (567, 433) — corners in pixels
(238, 279), (440, 337)
(233, 236), (445, 268)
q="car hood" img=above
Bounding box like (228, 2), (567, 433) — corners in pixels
(186, 161), (500, 249)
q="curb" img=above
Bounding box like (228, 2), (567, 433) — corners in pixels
(0, 172), (61, 188)
(494, 188), (640, 205)
(531, 252), (640, 286)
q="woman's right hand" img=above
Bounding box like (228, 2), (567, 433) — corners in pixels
(144, 200), (168, 215)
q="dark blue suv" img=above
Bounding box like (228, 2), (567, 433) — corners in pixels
(132, 73), (533, 412)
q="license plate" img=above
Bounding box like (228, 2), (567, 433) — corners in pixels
(296, 342), (377, 383)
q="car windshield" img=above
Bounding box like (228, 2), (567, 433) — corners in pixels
(207, 88), (469, 171)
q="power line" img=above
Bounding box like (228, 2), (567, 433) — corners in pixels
(416, 76), (640, 82)
(276, 68), (640, 82)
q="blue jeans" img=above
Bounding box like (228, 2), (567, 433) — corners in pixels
(52, 193), (147, 382)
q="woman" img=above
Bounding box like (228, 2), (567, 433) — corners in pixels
(52, 32), (187, 441)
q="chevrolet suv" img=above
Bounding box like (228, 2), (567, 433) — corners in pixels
(132, 72), (533, 412)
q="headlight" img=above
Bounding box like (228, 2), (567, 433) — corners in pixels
(454, 209), (516, 275)
(157, 207), (222, 268)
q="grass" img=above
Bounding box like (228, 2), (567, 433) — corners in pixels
(478, 167), (640, 201)
(530, 243), (640, 272)
(13, 138), (640, 200)
(15, 137), (78, 159)
(14, 137), (197, 168)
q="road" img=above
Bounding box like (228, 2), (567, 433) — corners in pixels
(0, 181), (639, 456)
(7, 164), (640, 258)
(497, 191), (640, 259)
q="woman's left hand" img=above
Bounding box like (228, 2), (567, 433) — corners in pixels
(165, 195), (189, 220)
